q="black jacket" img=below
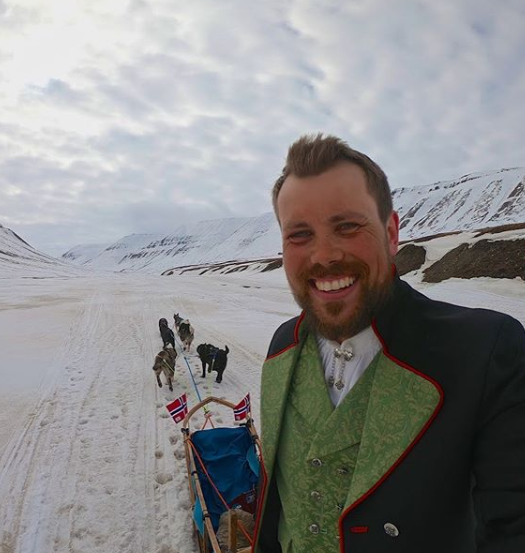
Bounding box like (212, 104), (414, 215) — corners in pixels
(255, 277), (525, 552)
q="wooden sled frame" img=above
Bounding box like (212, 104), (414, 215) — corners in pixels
(182, 396), (261, 553)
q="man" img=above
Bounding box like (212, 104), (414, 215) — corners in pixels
(253, 134), (525, 552)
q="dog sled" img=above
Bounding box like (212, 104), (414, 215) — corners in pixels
(182, 396), (262, 553)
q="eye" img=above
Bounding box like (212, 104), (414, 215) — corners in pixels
(337, 222), (361, 233)
(287, 229), (312, 243)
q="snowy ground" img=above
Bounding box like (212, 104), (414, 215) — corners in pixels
(1, 269), (524, 553)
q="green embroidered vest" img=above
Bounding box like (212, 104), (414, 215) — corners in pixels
(255, 319), (441, 553)
(275, 331), (380, 553)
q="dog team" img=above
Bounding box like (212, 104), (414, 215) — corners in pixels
(152, 313), (229, 391)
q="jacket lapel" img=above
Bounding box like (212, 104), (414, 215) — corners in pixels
(346, 351), (442, 507)
(287, 331), (334, 430)
(260, 328), (307, 480)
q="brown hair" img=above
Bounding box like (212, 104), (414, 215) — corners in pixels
(272, 133), (393, 223)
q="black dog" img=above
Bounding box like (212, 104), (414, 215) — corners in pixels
(196, 343), (229, 383)
(159, 318), (175, 349)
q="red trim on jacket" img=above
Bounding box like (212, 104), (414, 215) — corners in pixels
(251, 449), (269, 553)
(294, 311), (304, 344)
(255, 311), (305, 549)
(337, 319), (445, 553)
(265, 311), (305, 360)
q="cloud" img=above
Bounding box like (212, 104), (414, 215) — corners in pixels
(0, 0), (524, 255)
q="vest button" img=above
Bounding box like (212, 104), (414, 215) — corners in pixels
(384, 522), (400, 537)
(310, 490), (322, 501)
(309, 523), (320, 534)
(337, 467), (349, 475)
(311, 458), (323, 467)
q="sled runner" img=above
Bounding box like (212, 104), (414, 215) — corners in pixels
(182, 396), (261, 553)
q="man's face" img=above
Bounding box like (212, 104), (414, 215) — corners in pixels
(277, 162), (399, 342)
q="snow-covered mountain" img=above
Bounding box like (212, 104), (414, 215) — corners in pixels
(394, 167), (525, 238)
(74, 233), (166, 270)
(0, 223), (86, 278)
(62, 242), (112, 265)
(63, 213), (282, 274)
(61, 167), (525, 274)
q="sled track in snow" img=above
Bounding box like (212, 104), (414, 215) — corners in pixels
(0, 289), (105, 552)
(0, 284), (199, 553)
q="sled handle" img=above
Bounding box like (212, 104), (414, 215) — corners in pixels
(182, 396), (242, 429)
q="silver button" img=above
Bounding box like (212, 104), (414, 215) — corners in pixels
(384, 522), (400, 537)
(310, 490), (322, 501)
(337, 467), (349, 475)
(309, 523), (320, 534)
(311, 458), (323, 467)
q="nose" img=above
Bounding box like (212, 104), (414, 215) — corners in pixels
(309, 234), (344, 267)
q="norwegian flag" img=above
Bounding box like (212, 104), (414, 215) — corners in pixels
(166, 394), (188, 424)
(233, 393), (251, 421)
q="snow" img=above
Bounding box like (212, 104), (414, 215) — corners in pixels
(65, 214), (283, 275)
(62, 243), (112, 265)
(0, 224), (89, 279)
(394, 166), (525, 239)
(60, 167), (525, 274)
(1, 266), (524, 553)
(0, 270), (297, 553)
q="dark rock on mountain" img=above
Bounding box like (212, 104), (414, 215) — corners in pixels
(423, 239), (525, 283)
(395, 244), (427, 275)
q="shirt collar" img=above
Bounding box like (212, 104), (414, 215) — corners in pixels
(316, 325), (381, 358)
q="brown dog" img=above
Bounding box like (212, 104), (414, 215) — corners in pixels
(152, 346), (177, 392)
(178, 320), (194, 352)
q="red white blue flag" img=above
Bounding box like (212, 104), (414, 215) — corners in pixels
(166, 394), (188, 424)
(233, 393), (251, 421)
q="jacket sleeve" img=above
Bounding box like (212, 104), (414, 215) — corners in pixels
(473, 315), (525, 552)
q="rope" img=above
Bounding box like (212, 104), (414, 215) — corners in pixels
(202, 412), (215, 429)
(161, 358), (175, 376)
(187, 438), (253, 546)
(171, 321), (210, 417)
(181, 347), (203, 403)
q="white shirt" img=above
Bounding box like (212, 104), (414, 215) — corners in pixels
(316, 326), (382, 407)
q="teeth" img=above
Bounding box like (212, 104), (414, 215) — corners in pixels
(315, 277), (355, 292)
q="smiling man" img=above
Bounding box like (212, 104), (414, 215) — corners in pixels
(253, 134), (525, 553)
(276, 160), (397, 343)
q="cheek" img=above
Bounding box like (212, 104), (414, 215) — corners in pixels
(283, 249), (303, 275)
(284, 262), (300, 287)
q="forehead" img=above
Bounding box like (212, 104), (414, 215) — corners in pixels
(277, 162), (379, 224)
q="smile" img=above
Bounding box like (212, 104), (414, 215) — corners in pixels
(312, 276), (356, 292)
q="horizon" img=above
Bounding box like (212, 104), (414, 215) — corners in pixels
(4, 163), (525, 259)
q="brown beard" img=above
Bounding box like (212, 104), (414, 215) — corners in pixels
(290, 259), (393, 341)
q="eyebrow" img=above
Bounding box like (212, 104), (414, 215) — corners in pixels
(282, 221), (310, 233)
(283, 211), (367, 231)
(329, 211), (366, 224)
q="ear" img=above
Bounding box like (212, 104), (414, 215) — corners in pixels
(386, 211), (400, 257)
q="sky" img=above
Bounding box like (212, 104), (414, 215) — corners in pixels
(1, 0), (524, 256)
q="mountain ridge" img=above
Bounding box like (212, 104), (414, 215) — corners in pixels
(62, 166), (525, 274)
(2, 166), (524, 277)
(0, 224), (87, 278)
